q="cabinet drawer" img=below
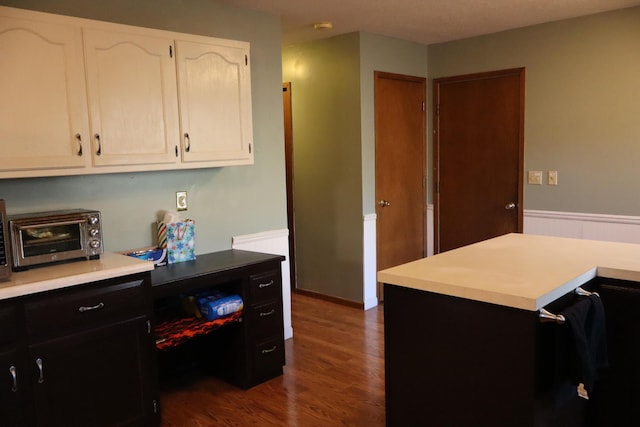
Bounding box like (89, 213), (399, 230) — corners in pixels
(248, 270), (281, 303)
(0, 304), (19, 346)
(246, 301), (283, 341)
(26, 279), (145, 338)
(252, 337), (284, 381)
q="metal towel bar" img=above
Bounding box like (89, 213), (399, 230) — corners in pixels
(538, 287), (600, 323)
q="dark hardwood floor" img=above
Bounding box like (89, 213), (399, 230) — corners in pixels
(159, 292), (385, 426)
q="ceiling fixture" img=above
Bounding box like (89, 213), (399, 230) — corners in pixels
(313, 22), (333, 30)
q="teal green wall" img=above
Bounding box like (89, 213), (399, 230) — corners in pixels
(282, 33), (364, 302)
(428, 6), (640, 214)
(283, 33), (428, 303)
(0, 0), (287, 253)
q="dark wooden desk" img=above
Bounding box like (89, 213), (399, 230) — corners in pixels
(151, 250), (285, 389)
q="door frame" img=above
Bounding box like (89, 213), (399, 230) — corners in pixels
(283, 82), (297, 291)
(433, 68), (525, 253)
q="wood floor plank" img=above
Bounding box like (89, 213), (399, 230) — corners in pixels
(159, 292), (385, 426)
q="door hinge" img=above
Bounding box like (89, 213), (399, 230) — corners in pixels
(436, 103), (440, 115)
(422, 101), (425, 112)
(169, 45), (173, 58)
(436, 181), (440, 193)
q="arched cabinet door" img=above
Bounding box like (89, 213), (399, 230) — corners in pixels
(83, 27), (180, 168)
(0, 12), (90, 175)
(175, 38), (254, 166)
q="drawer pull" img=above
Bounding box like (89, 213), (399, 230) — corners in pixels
(9, 366), (17, 392)
(36, 358), (44, 384)
(78, 302), (105, 313)
(259, 309), (276, 317)
(258, 280), (274, 289)
(261, 345), (277, 354)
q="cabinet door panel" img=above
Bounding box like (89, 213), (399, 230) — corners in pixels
(0, 349), (31, 427)
(84, 28), (179, 167)
(0, 15), (89, 173)
(176, 39), (253, 164)
(30, 316), (154, 427)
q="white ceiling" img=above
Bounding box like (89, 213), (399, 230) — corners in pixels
(218, 0), (640, 46)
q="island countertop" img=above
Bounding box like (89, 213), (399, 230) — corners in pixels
(377, 233), (640, 311)
(0, 252), (154, 301)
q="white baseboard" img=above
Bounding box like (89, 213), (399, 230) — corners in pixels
(524, 210), (640, 244)
(232, 229), (293, 340)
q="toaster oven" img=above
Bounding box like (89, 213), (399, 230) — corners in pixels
(0, 200), (10, 280)
(9, 209), (103, 270)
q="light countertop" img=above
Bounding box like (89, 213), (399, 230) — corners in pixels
(377, 233), (640, 311)
(0, 252), (154, 300)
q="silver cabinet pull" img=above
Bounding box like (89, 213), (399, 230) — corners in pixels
(261, 345), (277, 354)
(75, 133), (83, 156)
(9, 366), (17, 392)
(258, 280), (274, 289)
(259, 309), (276, 317)
(36, 358), (44, 383)
(78, 302), (105, 313)
(95, 133), (101, 155)
(184, 133), (190, 152)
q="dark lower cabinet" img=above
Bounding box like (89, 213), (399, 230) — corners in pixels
(0, 272), (158, 427)
(384, 278), (640, 427)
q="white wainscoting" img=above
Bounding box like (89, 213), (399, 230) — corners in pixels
(231, 229), (293, 340)
(524, 210), (640, 244)
(363, 214), (378, 310)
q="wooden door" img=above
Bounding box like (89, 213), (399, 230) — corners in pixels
(375, 72), (426, 285)
(434, 68), (524, 253)
(283, 82), (297, 291)
(83, 28), (179, 167)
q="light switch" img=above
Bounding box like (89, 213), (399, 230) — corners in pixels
(528, 170), (543, 185)
(176, 191), (188, 211)
(548, 171), (558, 185)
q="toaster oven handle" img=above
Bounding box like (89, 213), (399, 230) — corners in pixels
(78, 302), (105, 313)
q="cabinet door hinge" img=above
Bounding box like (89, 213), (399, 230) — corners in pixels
(146, 319), (151, 334)
(169, 45), (173, 58)
(422, 101), (425, 112)
(436, 103), (440, 115)
(245, 54), (248, 66)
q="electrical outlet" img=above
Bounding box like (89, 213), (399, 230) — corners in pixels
(548, 171), (558, 185)
(528, 170), (543, 185)
(176, 191), (188, 211)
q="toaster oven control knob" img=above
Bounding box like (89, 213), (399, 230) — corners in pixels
(90, 228), (100, 237)
(88, 216), (99, 225)
(90, 240), (101, 249)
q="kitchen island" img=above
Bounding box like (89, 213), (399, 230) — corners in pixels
(378, 233), (640, 426)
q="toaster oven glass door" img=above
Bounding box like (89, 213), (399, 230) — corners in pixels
(19, 221), (83, 259)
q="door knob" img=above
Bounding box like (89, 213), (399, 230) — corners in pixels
(379, 200), (391, 207)
(505, 202), (517, 210)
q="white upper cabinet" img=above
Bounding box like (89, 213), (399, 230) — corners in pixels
(175, 39), (253, 166)
(83, 28), (180, 168)
(0, 13), (90, 176)
(0, 6), (254, 178)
